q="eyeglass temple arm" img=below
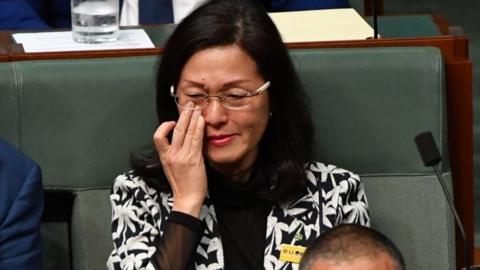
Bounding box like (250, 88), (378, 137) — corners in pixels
(255, 81), (271, 94)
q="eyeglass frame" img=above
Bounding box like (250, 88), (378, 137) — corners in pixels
(170, 81), (271, 110)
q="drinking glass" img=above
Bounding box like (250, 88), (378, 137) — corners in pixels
(71, 0), (119, 43)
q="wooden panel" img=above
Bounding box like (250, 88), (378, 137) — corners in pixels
(446, 59), (474, 269)
(6, 35), (467, 62)
(8, 44), (162, 61)
(0, 32), (9, 62)
(432, 14), (450, 35)
(0, 49), (7, 62)
(1, 24), (175, 61)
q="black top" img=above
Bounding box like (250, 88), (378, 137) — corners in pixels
(152, 164), (271, 270)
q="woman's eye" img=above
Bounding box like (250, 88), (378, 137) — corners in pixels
(225, 94), (245, 99)
(225, 90), (249, 99)
(185, 93), (205, 99)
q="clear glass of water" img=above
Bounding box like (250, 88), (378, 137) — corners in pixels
(71, 0), (119, 43)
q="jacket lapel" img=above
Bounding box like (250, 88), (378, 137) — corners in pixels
(186, 190), (322, 270)
(264, 191), (321, 270)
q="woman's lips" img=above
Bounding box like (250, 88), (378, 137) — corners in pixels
(207, 134), (235, 147)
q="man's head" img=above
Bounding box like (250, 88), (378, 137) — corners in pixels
(300, 224), (405, 270)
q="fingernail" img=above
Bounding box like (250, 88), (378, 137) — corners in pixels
(186, 101), (194, 108)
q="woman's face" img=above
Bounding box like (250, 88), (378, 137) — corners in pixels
(177, 44), (270, 176)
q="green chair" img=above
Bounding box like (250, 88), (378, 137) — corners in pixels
(0, 46), (453, 269)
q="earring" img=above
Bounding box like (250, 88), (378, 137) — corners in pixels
(269, 112), (273, 118)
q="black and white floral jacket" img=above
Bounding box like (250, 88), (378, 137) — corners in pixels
(107, 162), (370, 270)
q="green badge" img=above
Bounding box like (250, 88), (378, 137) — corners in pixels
(294, 232), (303, 241)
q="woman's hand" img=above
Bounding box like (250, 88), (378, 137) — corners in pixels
(153, 103), (207, 218)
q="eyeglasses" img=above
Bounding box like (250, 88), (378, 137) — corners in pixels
(170, 81), (270, 110)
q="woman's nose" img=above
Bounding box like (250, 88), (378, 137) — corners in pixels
(203, 99), (228, 127)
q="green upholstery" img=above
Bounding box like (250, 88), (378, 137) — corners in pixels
(297, 47), (453, 269)
(295, 47), (447, 174)
(71, 189), (112, 270)
(5, 56), (158, 189)
(0, 56), (159, 270)
(0, 46), (453, 270)
(366, 15), (441, 38)
(348, 0), (365, 15)
(41, 222), (71, 270)
(144, 23), (176, 48)
(0, 62), (18, 145)
(364, 174), (455, 269)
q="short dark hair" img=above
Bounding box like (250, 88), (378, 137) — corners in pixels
(131, 0), (313, 202)
(300, 224), (405, 270)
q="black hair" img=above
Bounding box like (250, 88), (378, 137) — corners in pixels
(300, 224), (406, 270)
(131, 0), (313, 203)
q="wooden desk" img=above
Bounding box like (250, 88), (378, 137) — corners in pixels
(0, 32), (9, 62)
(0, 15), (473, 268)
(0, 15), (446, 60)
(0, 49), (7, 62)
(0, 25), (176, 61)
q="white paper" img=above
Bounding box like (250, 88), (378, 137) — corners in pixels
(268, 8), (374, 43)
(12, 29), (155, 53)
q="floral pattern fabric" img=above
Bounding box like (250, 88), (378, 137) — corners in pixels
(107, 162), (370, 270)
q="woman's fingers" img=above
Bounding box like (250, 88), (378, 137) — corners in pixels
(171, 103), (194, 149)
(183, 107), (202, 150)
(153, 121), (176, 154)
(191, 115), (205, 154)
(154, 106), (207, 217)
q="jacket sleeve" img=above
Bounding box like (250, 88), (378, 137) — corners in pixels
(152, 211), (202, 270)
(0, 0), (50, 30)
(265, 0), (350, 11)
(340, 171), (370, 227)
(306, 162), (370, 228)
(0, 164), (43, 270)
(107, 174), (201, 270)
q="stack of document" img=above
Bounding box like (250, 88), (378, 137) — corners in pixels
(12, 29), (155, 53)
(268, 8), (375, 43)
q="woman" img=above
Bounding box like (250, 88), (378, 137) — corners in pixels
(107, 0), (369, 269)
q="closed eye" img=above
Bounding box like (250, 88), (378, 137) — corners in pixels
(223, 89), (250, 99)
(224, 93), (248, 100)
(184, 92), (206, 98)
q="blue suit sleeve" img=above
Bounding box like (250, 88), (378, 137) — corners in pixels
(266, 0), (350, 11)
(0, 164), (44, 270)
(0, 0), (50, 30)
